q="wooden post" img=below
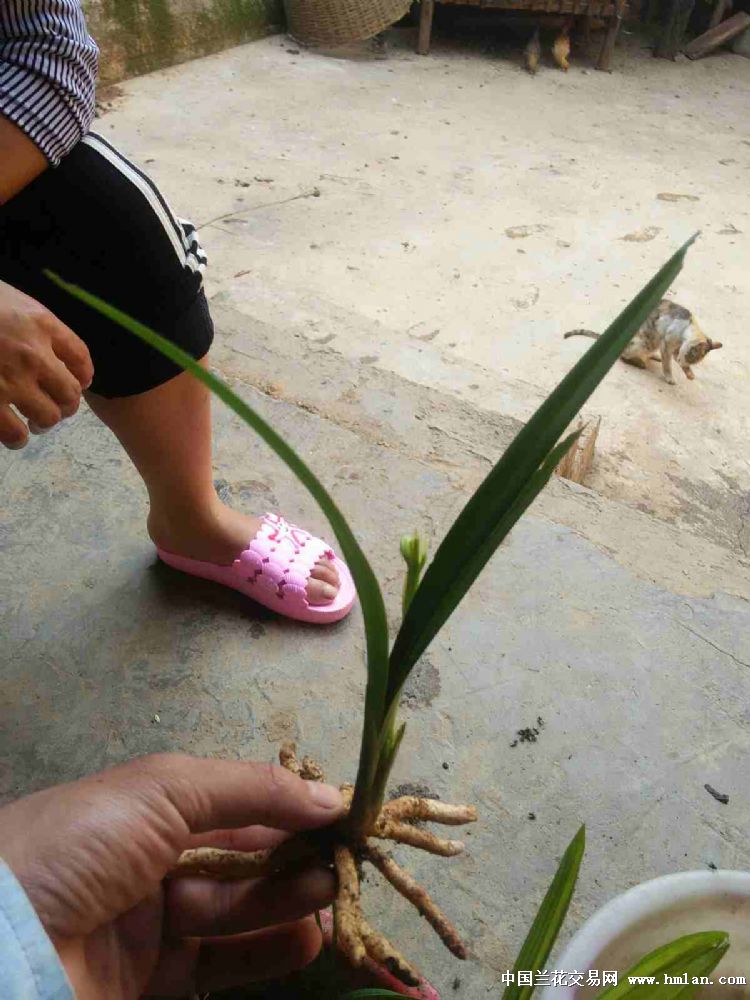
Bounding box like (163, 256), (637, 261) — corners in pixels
(653, 0), (695, 58)
(644, 0), (661, 24)
(709, 0), (729, 29)
(596, 0), (625, 70)
(417, 0), (435, 55)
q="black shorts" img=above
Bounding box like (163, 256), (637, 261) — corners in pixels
(0, 131), (214, 398)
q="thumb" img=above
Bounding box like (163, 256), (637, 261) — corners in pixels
(132, 753), (345, 836)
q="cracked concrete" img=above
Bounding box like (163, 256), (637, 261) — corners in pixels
(2, 25), (750, 997)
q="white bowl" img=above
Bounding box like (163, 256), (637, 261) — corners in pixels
(539, 871), (750, 1000)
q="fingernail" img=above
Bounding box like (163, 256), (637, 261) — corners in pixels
(307, 782), (343, 810)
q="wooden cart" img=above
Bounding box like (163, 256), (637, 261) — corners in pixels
(416, 0), (629, 71)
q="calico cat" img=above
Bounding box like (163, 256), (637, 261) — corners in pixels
(564, 300), (722, 385)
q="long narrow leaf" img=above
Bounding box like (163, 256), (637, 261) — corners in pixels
(368, 717), (407, 816)
(597, 932), (729, 1000)
(387, 425), (578, 711)
(45, 273), (391, 783)
(503, 826), (586, 1000)
(388, 237), (696, 704)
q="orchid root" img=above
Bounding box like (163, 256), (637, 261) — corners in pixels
(169, 742), (477, 984)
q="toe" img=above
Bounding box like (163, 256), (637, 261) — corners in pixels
(304, 557), (341, 606)
(310, 559), (340, 588)
(306, 578), (339, 606)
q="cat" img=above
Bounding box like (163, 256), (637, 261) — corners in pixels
(564, 300), (722, 385)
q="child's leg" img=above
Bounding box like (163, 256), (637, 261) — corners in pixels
(0, 134), (340, 607)
(86, 361), (339, 605)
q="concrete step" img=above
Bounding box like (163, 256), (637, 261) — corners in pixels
(209, 298), (750, 602)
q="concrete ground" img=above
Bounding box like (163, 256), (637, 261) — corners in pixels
(2, 24), (750, 995)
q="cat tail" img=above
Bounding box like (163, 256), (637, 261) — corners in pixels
(563, 329), (599, 340)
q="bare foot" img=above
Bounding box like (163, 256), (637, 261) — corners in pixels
(149, 502), (340, 606)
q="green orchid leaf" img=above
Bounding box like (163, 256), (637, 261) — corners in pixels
(503, 826), (586, 1000)
(49, 238), (698, 835)
(597, 931), (729, 1000)
(44, 271), (391, 822)
(387, 236), (696, 707)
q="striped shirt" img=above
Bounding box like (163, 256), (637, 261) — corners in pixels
(0, 0), (98, 166)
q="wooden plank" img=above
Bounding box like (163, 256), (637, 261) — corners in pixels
(555, 418), (602, 486)
(684, 10), (750, 57)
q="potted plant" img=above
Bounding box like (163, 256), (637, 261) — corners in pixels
(542, 868), (750, 999)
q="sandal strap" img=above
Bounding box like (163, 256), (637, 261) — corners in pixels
(237, 513), (336, 611)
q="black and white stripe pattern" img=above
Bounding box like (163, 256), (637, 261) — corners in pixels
(82, 131), (208, 274)
(0, 0), (98, 165)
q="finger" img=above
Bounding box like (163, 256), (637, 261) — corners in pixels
(38, 361), (83, 418)
(146, 919), (322, 994)
(164, 865), (336, 938)
(148, 919), (323, 994)
(188, 825), (290, 851)
(198, 919), (322, 991)
(0, 405), (29, 449)
(14, 389), (62, 432)
(49, 323), (94, 389)
(128, 753), (345, 836)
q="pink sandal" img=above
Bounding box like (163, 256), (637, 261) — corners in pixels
(156, 513), (356, 624)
